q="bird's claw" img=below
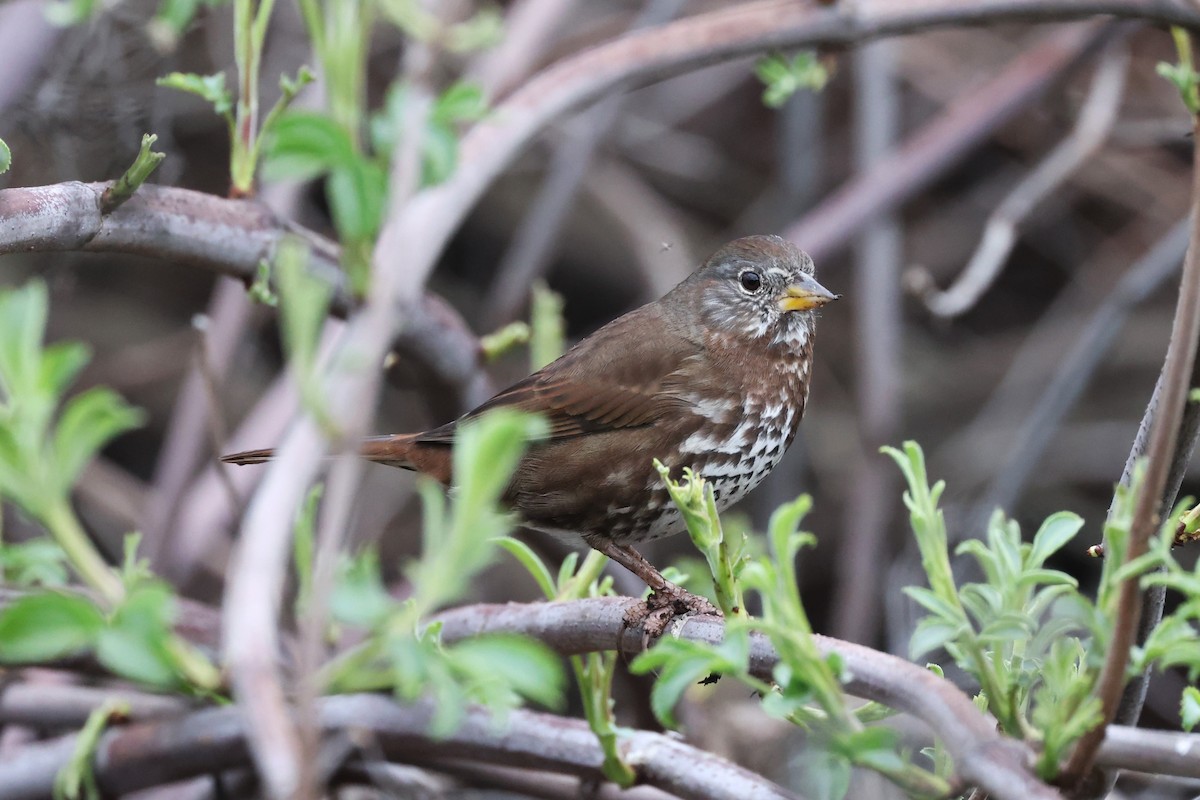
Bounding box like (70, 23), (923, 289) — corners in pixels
(624, 585), (722, 640)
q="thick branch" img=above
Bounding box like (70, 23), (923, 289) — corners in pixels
(0, 181), (491, 411)
(0, 694), (801, 800)
(432, 597), (1057, 800)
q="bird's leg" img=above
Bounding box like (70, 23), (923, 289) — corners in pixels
(592, 541), (721, 636)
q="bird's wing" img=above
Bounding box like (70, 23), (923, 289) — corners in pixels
(416, 306), (700, 444)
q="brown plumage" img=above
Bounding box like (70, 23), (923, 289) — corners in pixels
(223, 235), (836, 620)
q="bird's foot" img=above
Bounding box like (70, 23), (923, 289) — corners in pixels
(625, 584), (722, 639)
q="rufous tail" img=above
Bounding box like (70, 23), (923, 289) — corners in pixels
(221, 434), (450, 482)
(220, 448), (275, 465)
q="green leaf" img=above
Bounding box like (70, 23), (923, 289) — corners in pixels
(0, 281), (51, 402)
(977, 612), (1035, 643)
(797, 746), (851, 800)
(958, 583), (1003, 624)
(494, 537), (556, 600)
(0, 592), (103, 662)
(95, 626), (178, 687)
(421, 121), (459, 186)
(53, 387), (144, 492)
(0, 138), (10, 174)
(837, 727), (905, 773)
(327, 159), (387, 241)
(445, 9), (503, 53)
(293, 483), (321, 613)
(264, 111), (358, 181)
(530, 281), (566, 370)
(448, 634), (565, 709)
(1027, 512), (1083, 568)
(903, 586), (963, 623)
(275, 236), (332, 380)
(44, 0), (99, 25)
(96, 582), (181, 688)
(331, 550), (395, 629)
(152, 0), (206, 39)
(646, 651), (716, 728)
(0, 538), (70, 586)
(39, 342), (90, 400)
(432, 82), (487, 124)
(910, 617), (963, 659)
(755, 52), (829, 109)
(1182, 686), (1200, 732)
(156, 72), (234, 118)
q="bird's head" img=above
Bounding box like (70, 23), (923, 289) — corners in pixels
(688, 235), (837, 348)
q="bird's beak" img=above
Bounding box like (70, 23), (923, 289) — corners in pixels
(778, 273), (839, 312)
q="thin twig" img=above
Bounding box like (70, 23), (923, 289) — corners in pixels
(142, 278), (253, 566)
(832, 38), (903, 645)
(468, 0), (579, 100)
(911, 35), (1131, 318)
(1059, 100), (1200, 791)
(787, 22), (1114, 261)
(221, 417), (328, 799)
(482, 0), (688, 329)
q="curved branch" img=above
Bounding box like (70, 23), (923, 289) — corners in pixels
(0, 181), (491, 411)
(377, 0), (1200, 296)
(432, 597), (1058, 800)
(0, 694), (801, 800)
(913, 34), (1131, 318)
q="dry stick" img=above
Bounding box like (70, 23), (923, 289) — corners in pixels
(227, 29), (442, 798)
(788, 22), (1115, 261)
(423, 760), (679, 800)
(0, 0), (61, 115)
(1058, 112), (1200, 790)
(832, 39), (903, 645)
(1091, 725), (1200, 779)
(166, 370), (300, 586)
(144, 179), (308, 569)
(468, 0), (581, 100)
(0, 683), (190, 727)
(913, 35), (1131, 318)
(142, 279), (253, 565)
(294, 35), (436, 800)
(0, 694), (802, 800)
(483, 0), (688, 329)
(1073, 296), (1200, 798)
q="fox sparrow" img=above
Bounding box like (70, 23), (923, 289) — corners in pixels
(224, 235), (836, 625)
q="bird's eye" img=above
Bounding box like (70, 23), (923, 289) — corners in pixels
(738, 270), (763, 293)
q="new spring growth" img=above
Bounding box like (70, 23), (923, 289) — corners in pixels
(653, 460), (746, 618)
